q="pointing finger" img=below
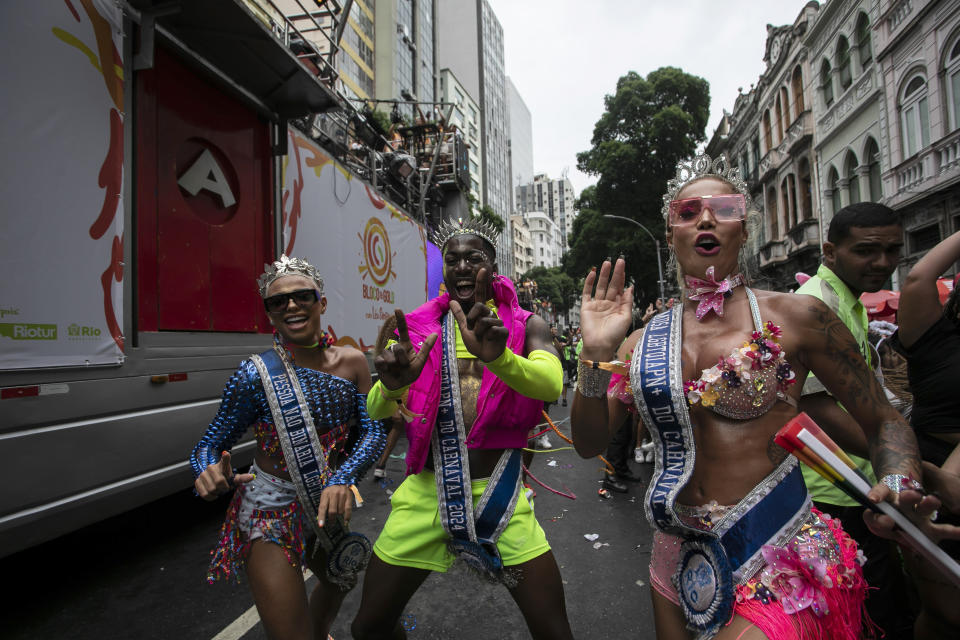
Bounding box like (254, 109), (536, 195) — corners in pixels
(219, 451), (232, 475)
(449, 300), (468, 332)
(475, 268), (488, 305)
(234, 472), (256, 485)
(394, 309), (411, 346)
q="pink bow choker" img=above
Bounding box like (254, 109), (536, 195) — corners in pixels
(684, 266), (745, 321)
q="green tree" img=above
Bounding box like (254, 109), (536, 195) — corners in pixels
(476, 204), (506, 234)
(520, 266), (577, 315)
(566, 67), (710, 304)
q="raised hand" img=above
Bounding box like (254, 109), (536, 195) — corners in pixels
(579, 258), (633, 362)
(194, 451), (255, 500)
(374, 309), (438, 390)
(449, 268), (508, 362)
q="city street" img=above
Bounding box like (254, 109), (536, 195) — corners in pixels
(3, 403), (657, 640)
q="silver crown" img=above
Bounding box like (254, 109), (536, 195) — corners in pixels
(257, 255), (324, 297)
(430, 217), (500, 254)
(661, 153), (752, 219)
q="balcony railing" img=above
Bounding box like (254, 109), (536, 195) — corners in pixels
(894, 152), (927, 194)
(934, 128), (960, 174)
(758, 239), (788, 269)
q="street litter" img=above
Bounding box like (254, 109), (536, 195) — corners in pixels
(592, 542), (609, 550)
(547, 460), (558, 467)
(584, 533), (599, 541)
(636, 580), (646, 587)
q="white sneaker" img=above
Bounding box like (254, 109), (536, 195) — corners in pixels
(538, 434), (553, 449)
(640, 439), (654, 453)
(373, 467), (386, 479)
(634, 447), (643, 463)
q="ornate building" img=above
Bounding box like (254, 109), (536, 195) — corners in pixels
(754, 2), (822, 291)
(875, 0), (960, 284)
(805, 0), (885, 250)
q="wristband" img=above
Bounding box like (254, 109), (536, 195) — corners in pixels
(576, 359), (614, 398)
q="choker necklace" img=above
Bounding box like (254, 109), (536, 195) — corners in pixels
(274, 329), (336, 363)
(684, 266), (744, 321)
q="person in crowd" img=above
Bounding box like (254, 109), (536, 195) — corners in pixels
(571, 154), (949, 640)
(795, 203), (914, 639)
(351, 219), (573, 640)
(191, 255), (385, 640)
(371, 315), (406, 480)
(886, 230), (960, 638)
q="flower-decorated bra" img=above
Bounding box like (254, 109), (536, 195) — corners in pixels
(684, 288), (797, 420)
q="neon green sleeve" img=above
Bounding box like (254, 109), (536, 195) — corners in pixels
(484, 348), (562, 402)
(366, 379), (408, 420)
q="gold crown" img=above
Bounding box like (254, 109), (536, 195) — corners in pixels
(430, 217), (500, 254)
(257, 255), (324, 297)
(661, 153), (752, 219)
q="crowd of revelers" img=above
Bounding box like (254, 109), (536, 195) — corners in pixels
(189, 152), (960, 640)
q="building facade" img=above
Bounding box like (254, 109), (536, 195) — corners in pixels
(805, 0), (885, 265)
(375, 0), (436, 117)
(438, 67), (483, 204)
(875, 0), (960, 283)
(515, 173), (576, 248)
(524, 211), (564, 269)
(753, 2), (822, 291)
(507, 77), (534, 202)
(510, 213), (535, 275)
(437, 0), (511, 265)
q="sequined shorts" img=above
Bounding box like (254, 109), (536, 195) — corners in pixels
(649, 504), (868, 639)
(205, 461), (311, 583)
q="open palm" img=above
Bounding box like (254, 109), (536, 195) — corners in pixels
(580, 258), (633, 361)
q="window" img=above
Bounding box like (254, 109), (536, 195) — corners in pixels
(798, 157), (813, 219)
(856, 13), (872, 67)
(780, 87), (791, 129)
(865, 138), (882, 200)
(792, 66), (805, 118)
(845, 151), (861, 204)
(909, 224), (941, 254)
(821, 59), (834, 107)
(763, 110), (773, 151)
(838, 37), (852, 90)
(945, 36), (960, 130)
(775, 93), (785, 140)
(900, 74), (930, 157)
(829, 167), (841, 214)
(766, 186), (779, 238)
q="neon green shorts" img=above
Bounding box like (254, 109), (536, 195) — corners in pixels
(373, 469), (551, 572)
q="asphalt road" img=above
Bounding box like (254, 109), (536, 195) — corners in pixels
(4, 403), (658, 639)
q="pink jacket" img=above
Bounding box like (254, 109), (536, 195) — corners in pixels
(400, 276), (543, 476)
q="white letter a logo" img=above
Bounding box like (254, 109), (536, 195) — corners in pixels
(177, 148), (237, 208)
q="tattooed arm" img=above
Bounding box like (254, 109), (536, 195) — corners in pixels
(795, 298), (920, 482)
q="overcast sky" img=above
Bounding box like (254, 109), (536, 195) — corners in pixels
(487, 0), (810, 195)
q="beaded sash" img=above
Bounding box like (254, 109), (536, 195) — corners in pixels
(630, 305), (810, 638)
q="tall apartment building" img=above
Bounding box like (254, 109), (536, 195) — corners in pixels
(439, 68), (483, 204)
(515, 174), (576, 248)
(510, 214), (535, 276)
(507, 77), (534, 203)
(438, 0), (511, 264)
(524, 211), (563, 268)
(375, 0), (436, 118)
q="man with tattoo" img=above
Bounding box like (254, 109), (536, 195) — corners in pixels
(796, 203), (914, 638)
(352, 220), (573, 640)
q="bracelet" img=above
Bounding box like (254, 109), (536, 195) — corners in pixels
(377, 383), (419, 423)
(880, 473), (924, 495)
(576, 359), (613, 398)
